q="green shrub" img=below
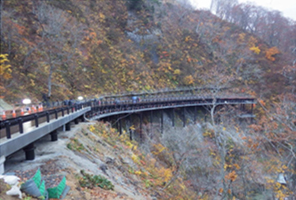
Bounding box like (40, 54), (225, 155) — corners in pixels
(79, 170), (114, 190)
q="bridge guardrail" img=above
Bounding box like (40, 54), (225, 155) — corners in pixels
(0, 101), (93, 139)
(0, 88), (256, 140)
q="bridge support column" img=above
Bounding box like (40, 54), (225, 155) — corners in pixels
(74, 118), (79, 125)
(194, 107), (197, 123)
(0, 156), (5, 174)
(116, 118), (119, 132)
(251, 104), (254, 123)
(183, 107), (186, 127)
(50, 130), (58, 141)
(129, 128), (133, 140)
(161, 110), (163, 134)
(66, 122), (71, 131)
(23, 143), (35, 160)
(140, 113), (143, 141)
(119, 119), (122, 135)
(150, 111), (153, 135)
(80, 115), (85, 122)
(172, 109), (175, 127)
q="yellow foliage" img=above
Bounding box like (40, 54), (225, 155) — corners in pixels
(131, 153), (139, 162)
(224, 164), (231, 170)
(30, 79), (35, 87)
(152, 144), (167, 155)
(237, 33), (245, 43)
(184, 36), (192, 42)
(174, 69), (181, 75)
(0, 54), (12, 80)
(129, 125), (135, 131)
(135, 170), (142, 175)
(249, 46), (261, 54)
(248, 36), (258, 47)
(156, 167), (173, 183)
(266, 177), (291, 199)
(99, 13), (105, 22)
(89, 125), (95, 132)
(183, 75), (194, 85)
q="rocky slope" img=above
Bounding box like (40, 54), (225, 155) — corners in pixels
(1, 121), (163, 200)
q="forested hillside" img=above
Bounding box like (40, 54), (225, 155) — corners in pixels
(1, 0), (296, 199)
(0, 0), (294, 102)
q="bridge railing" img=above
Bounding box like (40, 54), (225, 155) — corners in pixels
(87, 95), (256, 120)
(0, 87), (256, 139)
(0, 101), (92, 140)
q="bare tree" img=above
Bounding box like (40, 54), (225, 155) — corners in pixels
(35, 2), (86, 98)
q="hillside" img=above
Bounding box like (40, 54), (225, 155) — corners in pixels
(0, 0), (287, 103)
(2, 122), (166, 200)
(2, 0), (296, 199)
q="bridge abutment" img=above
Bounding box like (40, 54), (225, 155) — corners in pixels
(0, 156), (5, 174)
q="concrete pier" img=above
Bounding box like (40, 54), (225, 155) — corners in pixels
(0, 156), (5, 174)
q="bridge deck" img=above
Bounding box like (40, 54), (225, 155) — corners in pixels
(0, 107), (90, 157)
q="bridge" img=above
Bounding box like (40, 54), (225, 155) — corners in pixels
(0, 88), (256, 174)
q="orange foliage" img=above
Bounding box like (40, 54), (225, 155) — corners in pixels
(13, 22), (26, 35)
(265, 47), (280, 61)
(225, 171), (237, 182)
(258, 99), (265, 106)
(249, 124), (262, 132)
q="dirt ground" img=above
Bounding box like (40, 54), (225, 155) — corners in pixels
(1, 122), (154, 200)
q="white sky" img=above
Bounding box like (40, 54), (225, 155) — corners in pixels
(189, 0), (296, 21)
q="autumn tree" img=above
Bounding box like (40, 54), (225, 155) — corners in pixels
(0, 54), (12, 97)
(34, 2), (88, 99)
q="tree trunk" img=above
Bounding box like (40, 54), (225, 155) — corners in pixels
(48, 51), (53, 98)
